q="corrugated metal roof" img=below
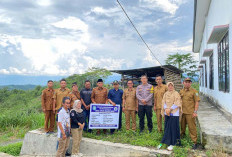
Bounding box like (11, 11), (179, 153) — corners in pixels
(110, 65), (182, 77)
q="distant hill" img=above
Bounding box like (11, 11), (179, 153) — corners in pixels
(0, 84), (37, 90)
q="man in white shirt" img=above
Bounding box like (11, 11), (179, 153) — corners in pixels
(56, 97), (71, 157)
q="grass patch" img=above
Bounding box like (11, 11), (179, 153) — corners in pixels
(0, 142), (22, 156)
(83, 113), (197, 157)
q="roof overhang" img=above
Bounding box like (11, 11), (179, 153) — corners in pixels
(203, 49), (213, 57)
(200, 59), (206, 64)
(110, 65), (183, 77)
(198, 65), (203, 69)
(192, 0), (211, 53)
(207, 24), (229, 44)
(197, 65), (203, 71)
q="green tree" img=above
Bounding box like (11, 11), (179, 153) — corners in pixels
(165, 53), (198, 79)
(63, 67), (112, 89)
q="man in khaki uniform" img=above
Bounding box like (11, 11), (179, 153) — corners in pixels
(180, 78), (200, 149)
(91, 79), (108, 135)
(68, 82), (80, 109)
(153, 74), (168, 132)
(122, 80), (138, 131)
(53, 79), (71, 114)
(41, 80), (55, 134)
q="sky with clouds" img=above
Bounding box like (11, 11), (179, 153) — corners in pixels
(0, 0), (197, 76)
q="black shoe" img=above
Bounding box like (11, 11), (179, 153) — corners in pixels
(149, 130), (152, 133)
(65, 152), (71, 156)
(88, 129), (92, 133)
(139, 130), (144, 134)
(192, 144), (197, 150)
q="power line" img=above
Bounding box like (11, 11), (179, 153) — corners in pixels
(116, 0), (162, 66)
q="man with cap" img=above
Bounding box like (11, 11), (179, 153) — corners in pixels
(153, 74), (168, 132)
(136, 75), (153, 133)
(41, 80), (55, 134)
(108, 80), (123, 134)
(179, 77), (200, 149)
(91, 79), (108, 135)
(68, 82), (80, 109)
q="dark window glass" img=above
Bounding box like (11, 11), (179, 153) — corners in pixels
(210, 54), (214, 89)
(218, 32), (229, 92)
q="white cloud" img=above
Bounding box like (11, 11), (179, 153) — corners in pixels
(0, 69), (10, 74)
(139, 0), (186, 15)
(51, 17), (88, 32)
(0, 14), (12, 24)
(90, 6), (120, 16)
(36, 0), (52, 7)
(0, 0), (193, 76)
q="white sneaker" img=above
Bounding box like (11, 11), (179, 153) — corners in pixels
(157, 144), (162, 149)
(167, 145), (174, 151)
(78, 153), (83, 157)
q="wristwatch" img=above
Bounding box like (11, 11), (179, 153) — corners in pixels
(194, 110), (197, 114)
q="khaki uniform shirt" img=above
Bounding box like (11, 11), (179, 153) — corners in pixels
(41, 88), (54, 110)
(53, 88), (71, 110)
(154, 84), (168, 109)
(179, 87), (200, 114)
(91, 87), (108, 104)
(68, 91), (80, 108)
(161, 90), (182, 116)
(123, 88), (137, 111)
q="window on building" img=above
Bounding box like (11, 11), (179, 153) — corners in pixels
(205, 63), (207, 87)
(218, 32), (229, 92)
(201, 69), (204, 87)
(209, 54), (214, 89)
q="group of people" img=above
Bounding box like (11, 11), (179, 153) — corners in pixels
(41, 74), (200, 157)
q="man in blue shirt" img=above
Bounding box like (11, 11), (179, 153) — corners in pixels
(108, 80), (123, 134)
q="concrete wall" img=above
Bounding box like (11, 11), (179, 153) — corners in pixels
(20, 130), (171, 157)
(199, 0), (232, 113)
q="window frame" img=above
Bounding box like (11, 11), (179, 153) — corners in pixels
(218, 32), (229, 92)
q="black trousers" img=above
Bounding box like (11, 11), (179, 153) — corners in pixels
(111, 106), (122, 133)
(138, 105), (153, 131)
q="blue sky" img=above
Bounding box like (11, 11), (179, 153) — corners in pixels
(0, 0), (197, 83)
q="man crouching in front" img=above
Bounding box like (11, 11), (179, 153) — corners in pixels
(56, 97), (71, 157)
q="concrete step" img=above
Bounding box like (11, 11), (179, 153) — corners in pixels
(20, 129), (172, 157)
(197, 95), (232, 152)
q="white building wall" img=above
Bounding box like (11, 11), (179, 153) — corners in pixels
(199, 0), (232, 113)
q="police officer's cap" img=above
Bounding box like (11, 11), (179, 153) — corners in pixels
(113, 80), (119, 85)
(184, 77), (192, 82)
